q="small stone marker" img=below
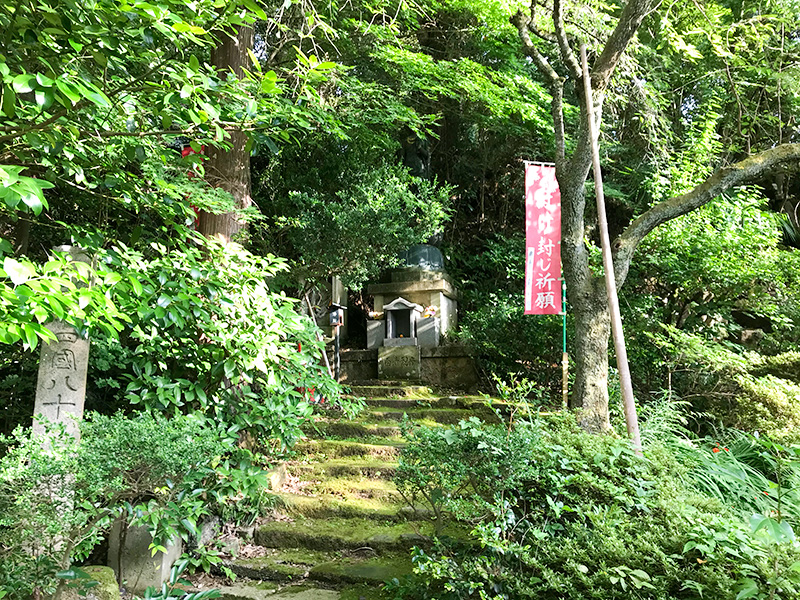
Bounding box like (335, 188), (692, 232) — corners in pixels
(108, 521), (183, 595)
(32, 246), (91, 440)
(32, 321), (90, 439)
(378, 346), (421, 380)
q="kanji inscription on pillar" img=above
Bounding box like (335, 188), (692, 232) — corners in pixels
(32, 320), (90, 439)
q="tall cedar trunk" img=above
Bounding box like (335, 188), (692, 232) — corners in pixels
(199, 25), (254, 242)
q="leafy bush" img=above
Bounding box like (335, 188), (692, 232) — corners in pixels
(95, 233), (361, 449)
(652, 327), (800, 440)
(449, 234), (566, 394)
(0, 411), (261, 600)
(390, 413), (800, 600)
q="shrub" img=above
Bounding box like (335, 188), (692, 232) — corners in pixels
(653, 327), (800, 440)
(0, 411), (260, 600)
(389, 413), (800, 600)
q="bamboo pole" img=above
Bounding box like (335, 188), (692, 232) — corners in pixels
(580, 45), (641, 451)
(561, 278), (569, 409)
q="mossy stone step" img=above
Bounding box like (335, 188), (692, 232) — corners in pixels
(221, 550), (400, 599)
(362, 398), (434, 409)
(294, 440), (402, 460)
(361, 395), (479, 409)
(274, 491), (414, 522)
(302, 421), (403, 440)
(209, 581), (281, 600)
(215, 584), (390, 600)
(363, 407), (500, 425)
(309, 554), (413, 586)
(254, 517), (436, 553)
(224, 548), (333, 582)
(310, 476), (402, 500)
(347, 385), (433, 398)
(290, 458), (398, 479)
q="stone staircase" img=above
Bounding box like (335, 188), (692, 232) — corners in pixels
(208, 382), (499, 600)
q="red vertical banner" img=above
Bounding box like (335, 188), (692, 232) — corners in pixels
(524, 164), (562, 314)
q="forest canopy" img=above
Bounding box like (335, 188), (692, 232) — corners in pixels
(1, 0), (800, 597)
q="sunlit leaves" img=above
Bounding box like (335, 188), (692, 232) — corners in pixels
(0, 167), (53, 215)
(0, 249), (129, 349)
(106, 234), (349, 444)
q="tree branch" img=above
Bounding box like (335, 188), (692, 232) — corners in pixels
(0, 53), (178, 144)
(511, 9), (560, 86)
(524, 2), (557, 43)
(591, 0), (660, 93)
(553, 0), (581, 81)
(511, 8), (566, 166)
(613, 143), (800, 285)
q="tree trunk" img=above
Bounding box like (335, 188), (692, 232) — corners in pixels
(198, 25), (254, 242)
(513, 3), (800, 433)
(558, 162), (613, 431)
(571, 284), (612, 432)
(13, 213), (30, 255)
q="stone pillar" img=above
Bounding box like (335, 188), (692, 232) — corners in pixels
(32, 246), (91, 440)
(108, 521), (183, 595)
(366, 321), (385, 350)
(417, 316), (440, 347)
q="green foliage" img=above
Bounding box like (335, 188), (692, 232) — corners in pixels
(0, 0), (315, 201)
(98, 233), (353, 447)
(0, 411), (258, 599)
(492, 373), (544, 407)
(0, 0), (339, 366)
(142, 559), (220, 600)
(389, 413), (800, 600)
(259, 163), (452, 288)
(0, 247), (128, 348)
(630, 192), (796, 334)
(652, 327), (800, 440)
(449, 234), (565, 394)
(622, 187), (800, 404)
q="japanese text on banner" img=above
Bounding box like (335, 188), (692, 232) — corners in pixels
(524, 164), (562, 315)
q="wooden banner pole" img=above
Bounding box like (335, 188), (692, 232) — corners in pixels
(580, 45), (641, 452)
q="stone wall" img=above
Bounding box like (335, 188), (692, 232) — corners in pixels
(420, 346), (479, 389)
(339, 349), (378, 382)
(339, 346), (478, 390)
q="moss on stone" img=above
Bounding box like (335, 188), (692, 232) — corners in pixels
(338, 584), (393, 600)
(228, 547), (340, 581)
(312, 476), (400, 498)
(365, 407), (499, 425)
(272, 587), (340, 599)
(251, 581), (281, 591)
(309, 553), (412, 586)
(290, 458), (399, 480)
(274, 490), (417, 522)
(62, 566), (120, 600)
(254, 516), (440, 552)
(302, 422), (404, 440)
(294, 440), (401, 460)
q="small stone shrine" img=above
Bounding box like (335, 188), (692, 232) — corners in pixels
(366, 244), (459, 380)
(366, 244), (458, 350)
